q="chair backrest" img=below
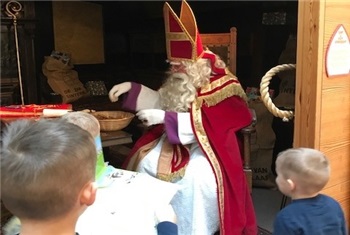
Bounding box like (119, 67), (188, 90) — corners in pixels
(200, 27), (237, 75)
(203, 27), (255, 193)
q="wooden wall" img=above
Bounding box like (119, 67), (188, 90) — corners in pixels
(295, 0), (350, 226)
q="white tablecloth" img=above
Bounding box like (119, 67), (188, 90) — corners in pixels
(76, 166), (179, 235)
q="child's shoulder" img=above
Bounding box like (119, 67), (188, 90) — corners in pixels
(276, 194), (343, 221)
(318, 194), (341, 205)
(279, 194), (339, 213)
(318, 194), (344, 212)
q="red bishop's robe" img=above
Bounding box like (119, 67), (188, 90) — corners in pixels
(123, 72), (257, 235)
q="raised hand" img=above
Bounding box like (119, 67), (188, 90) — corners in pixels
(108, 82), (132, 102)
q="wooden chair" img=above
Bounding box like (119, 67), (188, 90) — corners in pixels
(201, 27), (256, 192)
(201, 27), (237, 74)
(240, 111), (257, 193)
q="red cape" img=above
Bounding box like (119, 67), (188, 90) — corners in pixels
(195, 95), (257, 234)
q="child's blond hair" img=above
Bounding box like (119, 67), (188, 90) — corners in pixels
(277, 147), (330, 194)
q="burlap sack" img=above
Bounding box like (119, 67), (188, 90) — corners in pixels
(42, 56), (88, 103)
(249, 34), (297, 188)
(249, 100), (276, 188)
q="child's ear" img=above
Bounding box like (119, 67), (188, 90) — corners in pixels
(286, 179), (296, 191)
(80, 181), (97, 206)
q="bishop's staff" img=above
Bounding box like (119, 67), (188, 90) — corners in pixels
(5, 0), (24, 105)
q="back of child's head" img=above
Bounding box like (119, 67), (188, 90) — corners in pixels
(61, 111), (100, 138)
(0, 118), (97, 220)
(277, 147), (330, 194)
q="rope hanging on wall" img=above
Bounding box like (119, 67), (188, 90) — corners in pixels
(259, 63), (296, 122)
(5, 0), (24, 105)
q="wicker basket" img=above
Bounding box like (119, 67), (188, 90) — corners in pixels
(92, 111), (135, 131)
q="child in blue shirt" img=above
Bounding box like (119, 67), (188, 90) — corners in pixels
(273, 147), (347, 235)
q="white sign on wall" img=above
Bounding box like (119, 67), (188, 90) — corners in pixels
(325, 24), (350, 77)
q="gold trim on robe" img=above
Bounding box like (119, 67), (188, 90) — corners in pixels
(191, 99), (226, 232)
(197, 74), (248, 107)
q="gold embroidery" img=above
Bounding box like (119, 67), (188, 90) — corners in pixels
(167, 32), (190, 40)
(126, 139), (160, 171)
(163, 2), (200, 61)
(156, 137), (190, 182)
(156, 166), (187, 182)
(191, 100), (225, 230)
(201, 74), (238, 93)
(197, 78), (248, 107)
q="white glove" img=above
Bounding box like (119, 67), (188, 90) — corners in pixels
(108, 82), (132, 102)
(155, 204), (177, 224)
(136, 109), (165, 126)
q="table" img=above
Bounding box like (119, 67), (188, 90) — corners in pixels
(76, 167), (178, 235)
(100, 130), (133, 147)
(100, 131), (133, 166)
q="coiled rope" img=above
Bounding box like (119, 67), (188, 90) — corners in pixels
(259, 64), (296, 122)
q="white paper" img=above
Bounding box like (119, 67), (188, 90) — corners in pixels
(42, 109), (71, 117)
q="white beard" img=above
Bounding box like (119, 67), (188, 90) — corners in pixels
(158, 72), (196, 112)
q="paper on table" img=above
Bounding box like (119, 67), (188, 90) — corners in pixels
(76, 170), (180, 235)
(42, 109), (71, 117)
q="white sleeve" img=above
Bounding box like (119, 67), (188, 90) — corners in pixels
(177, 112), (197, 144)
(136, 85), (161, 111)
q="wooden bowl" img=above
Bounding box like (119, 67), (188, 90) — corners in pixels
(91, 111), (134, 131)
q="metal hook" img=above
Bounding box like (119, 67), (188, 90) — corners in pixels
(5, 0), (22, 20)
